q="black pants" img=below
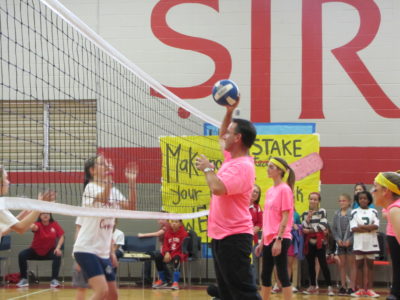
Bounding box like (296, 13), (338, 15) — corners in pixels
(305, 243), (332, 286)
(154, 252), (181, 272)
(261, 238), (291, 287)
(212, 234), (261, 300)
(18, 247), (61, 280)
(388, 236), (400, 298)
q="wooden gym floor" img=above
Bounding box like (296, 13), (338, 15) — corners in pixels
(0, 284), (389, 299)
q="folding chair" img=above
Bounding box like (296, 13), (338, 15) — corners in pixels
(27, 242), (65, 284)
(0, 235), (11, 285)
(374, 232), (391, 287)
(182, 231), (202, 286)
(118, 236), (156, 287)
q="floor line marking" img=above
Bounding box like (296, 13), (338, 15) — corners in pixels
(7, 288), (53, 300)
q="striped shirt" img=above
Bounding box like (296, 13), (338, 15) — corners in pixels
(301, 208), (328, 232)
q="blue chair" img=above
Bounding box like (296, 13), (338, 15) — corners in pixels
(0, 235), (11, 285)
(118, 236), (157, 287)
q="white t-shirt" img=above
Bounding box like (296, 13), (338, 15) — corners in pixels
(350, 207), (380, 254)
(73, 183), (126, 258)
(112, 228), (125, 252)
(0, 209), (18, 235)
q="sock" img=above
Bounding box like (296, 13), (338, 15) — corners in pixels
(159, 271), (166, 282)
(173, 271), (180, 283)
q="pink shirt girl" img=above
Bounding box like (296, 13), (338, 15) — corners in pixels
(386, 199), (400, 242)
(263, 182), (294, 245)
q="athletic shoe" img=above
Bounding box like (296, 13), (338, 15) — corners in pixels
(338, 286), (347, 296)
(152, 280), (168, 289)
(365, 289), (380, 298)
(351, 289), (366, 297)
(271, 283), (281, 294)
(16, 278), (29, 288)
(171, 282), (179, 290)
(328, 286), (335, 296)
(50, 279), (60, 288)
(347, 288), (355, 295)
(303, 286), (319, 295)
(292, 286), (298, 293)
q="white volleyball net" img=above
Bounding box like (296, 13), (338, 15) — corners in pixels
(0, 0), (221, 219)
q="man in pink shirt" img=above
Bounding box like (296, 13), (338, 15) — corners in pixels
(196, 99), (260, 300)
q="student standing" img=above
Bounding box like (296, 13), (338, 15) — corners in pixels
(255, 157), (295, 300)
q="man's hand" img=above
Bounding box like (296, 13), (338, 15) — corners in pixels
(195, 154), (215, 172)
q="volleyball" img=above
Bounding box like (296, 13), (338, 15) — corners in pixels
(212, 79), (240, 106)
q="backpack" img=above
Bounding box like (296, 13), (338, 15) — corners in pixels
(5, 272), (20, 284)
(187, 230), (201, 259)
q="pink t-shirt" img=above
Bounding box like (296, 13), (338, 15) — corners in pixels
(263, 183), (294, 246)
(386, 199), (400, 242)
(208, 151), (255, 240)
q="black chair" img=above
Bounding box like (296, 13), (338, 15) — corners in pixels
(182, 231), (202, 286)
(118, 236), (156, 287)
(0, 235), (11, 284)
(374, 232), (391, 287)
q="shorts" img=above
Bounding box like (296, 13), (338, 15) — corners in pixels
(355, 254), (376, 260)
(336, 245), (353, 255)
(72, 262), (89, 288)
(74, 252), (115, 282)
(287, 244), (295, 257)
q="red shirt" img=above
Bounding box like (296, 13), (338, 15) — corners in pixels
(162, 225), (188, 260)
(31, 221), (64, 256)
(249, 203), (263, 244)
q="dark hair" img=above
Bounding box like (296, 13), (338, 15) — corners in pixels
(309, 192), (321, 202)
(355, 190), (373, 206)
(270, 157), (296, 191)
(37, 213), (54, 223)
(354, 182), (367, 192)
(253, 184), (261, 205)
(381, 172), (400, 197)
(232, 118), (257, 149)
(84, 155), (100, 188)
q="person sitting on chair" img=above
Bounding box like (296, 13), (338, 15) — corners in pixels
(16, 213), (64, 288)
(152, 219), (188, 290)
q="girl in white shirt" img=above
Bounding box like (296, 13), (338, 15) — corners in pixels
(73, 155), (137, 300)
(0, 165), (55, 236)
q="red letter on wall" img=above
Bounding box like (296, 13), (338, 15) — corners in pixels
(251, 0), (271, 122)
(151, 0), (231, 99)
(301, 0), (400, 119)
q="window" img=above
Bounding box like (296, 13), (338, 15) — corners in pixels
(0, 100), (97, 171)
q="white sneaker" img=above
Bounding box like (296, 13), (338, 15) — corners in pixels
(292, 286), (298, 293)
(16, 278), (29, 288)
(50, 279), (60, 288)
(271, 283), (281, 294)
(328, 286), (335, 296)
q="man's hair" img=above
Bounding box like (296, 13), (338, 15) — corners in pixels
(232, 118), (257, 149)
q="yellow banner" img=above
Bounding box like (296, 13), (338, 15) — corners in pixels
(251, 134), (320, 213)
(160, 134), (320, 240)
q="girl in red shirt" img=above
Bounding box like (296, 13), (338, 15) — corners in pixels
(17, 213), (64, 288)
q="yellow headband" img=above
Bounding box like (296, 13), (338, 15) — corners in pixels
(269, 158), (289, 182)
(375, 172), (400, 195)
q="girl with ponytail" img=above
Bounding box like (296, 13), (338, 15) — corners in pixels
(255, 157), (295, 300)
(373, 171), (400, 300)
